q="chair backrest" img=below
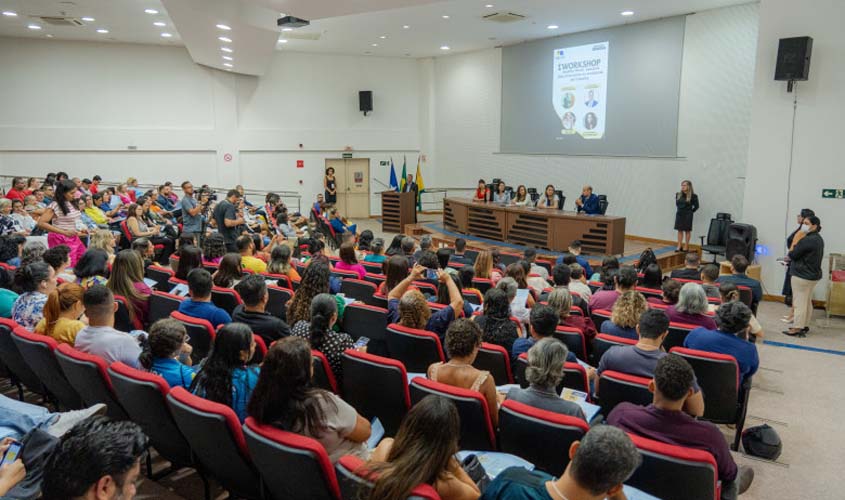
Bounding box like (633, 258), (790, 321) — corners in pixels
(11, 328), (83, 410)
(412, 280), (438, 296)
(498, 399), (589, 476)
(166, 387), (261, 499)
(211, 286), (243, 314)
(360, 262), (384, 275)
(462, 290), (483, 305)
(670, 347), (740, 423)
(561, 362), (590, 397)
(342, 303), (389, 357)
(598, 196), (609, 215)
(312, 349), (338, 393)
(636, 287), (663, 300)
(261, 272), (293, 289)
(596, 370), (652, 416)
(706, 218), (732, 247)
(243, 417), (340, 500)
(251, 335), (268, 364)
(385, 323), (445, 373)
(591, 333), (637, 366)
(0, 318), (47, 396)
(737, 285), (753, 308)
(553, 326), (587, 361)
(54, 343), (128, 420)
(265, 284), (293, 319)
(590, 308), (612, 333)
(148, 291), (184, 324)
(554, 190), (565, 210)
(341, 350), (410, 437)
(363, 273), (386, 287)
(626, 433), (720, 500)
(114, 295), (144, 332)
(108, 362), (193, 467)
(170, 311), (216, 363)
(473, 342), (514, 385)
(340, 279), (379, 306)
(472, 278), (494, 294)
(335, 455), (441, 500)
(409, 377), (496, 451)
(664, 322), (698, 352)
(145, 265), (175, 291)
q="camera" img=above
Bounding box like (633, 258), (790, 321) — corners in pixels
(196, 189), (217, 203)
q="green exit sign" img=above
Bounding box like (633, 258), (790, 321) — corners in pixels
(822, 189), (845, 199)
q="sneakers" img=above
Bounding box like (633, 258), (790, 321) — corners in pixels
(46, 403), (108, 437)
(737, 465), (755, 495)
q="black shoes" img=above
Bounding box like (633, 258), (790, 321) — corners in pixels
(782, 327), (809, 337)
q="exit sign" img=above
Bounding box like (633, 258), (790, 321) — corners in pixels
(822, 189), (845, 199)
(342, 152), (353, 159)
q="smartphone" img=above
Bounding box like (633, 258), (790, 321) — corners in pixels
(1, 442), (22, 466)
(426, 268), (439, 280)
(353, 336), (370, 349)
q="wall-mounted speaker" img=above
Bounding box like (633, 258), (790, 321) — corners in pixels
(775, 36), (813, 81)
(359, 90), (373, 115)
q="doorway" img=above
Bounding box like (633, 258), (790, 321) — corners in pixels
(325, 158), (370, 218)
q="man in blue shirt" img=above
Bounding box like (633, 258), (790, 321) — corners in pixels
(512, 305), (577, 363)
(684, 301), (759, 383)
(716, 255), (762, 311)
(180, 181), (207, 243)
(574, 185), (600, 215)
(155, 184), (181, 218)
(328, 207), (356, 236)
(556, 240), (593, 278)
(177, 268), (231, 328)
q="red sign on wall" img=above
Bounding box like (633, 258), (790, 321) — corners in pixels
(296, 160), (304, 169)
(223, 153), (233, 162)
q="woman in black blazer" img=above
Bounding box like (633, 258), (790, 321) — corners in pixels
(674, 180), (699, 252)
(784, 216), (824, 337)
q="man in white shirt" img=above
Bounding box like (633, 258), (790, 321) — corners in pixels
(74, 285), (142, 368)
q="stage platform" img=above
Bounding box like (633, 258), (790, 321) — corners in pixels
(405, 221), (689, 271)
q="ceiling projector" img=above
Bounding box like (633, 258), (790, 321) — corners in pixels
(277, 16), (309, 28)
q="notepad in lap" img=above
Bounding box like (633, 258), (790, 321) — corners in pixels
(367, 417), (385, 449)
(561, 388), (601, 422)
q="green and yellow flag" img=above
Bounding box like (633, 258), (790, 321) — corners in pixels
(415, 155), (425, 211)
(399, 156), (407, 192)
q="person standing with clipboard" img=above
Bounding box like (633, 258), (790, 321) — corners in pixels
(674, 180), (699, 252)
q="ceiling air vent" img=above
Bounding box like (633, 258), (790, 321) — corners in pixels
(38, 16), (84, 27)
(482, 12), (526, 23)
(283, 32), (321, 41)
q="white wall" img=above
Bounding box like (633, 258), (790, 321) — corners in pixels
(429, 4), (759, 240)
(743, 0), (845, 299)
(0, 38), (422, 215)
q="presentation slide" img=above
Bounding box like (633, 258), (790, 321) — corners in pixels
(500, 16), (686, 157)
(553, 42), (609, 140)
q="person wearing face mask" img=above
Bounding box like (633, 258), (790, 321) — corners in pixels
(783, 215), (824, 337)
(781, 209), (814, 314)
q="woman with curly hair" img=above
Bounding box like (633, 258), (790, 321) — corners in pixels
(546, 287), (597, 342)
(600, 290), (648, 340)
(87, 229), (117, 265)
(202, 233), (227, 266)
(474, 288), (519, 355)
(388, 264), (464, 340)
(285, 261), (345, 329)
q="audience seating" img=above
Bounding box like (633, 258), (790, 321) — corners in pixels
(145, 265), (176, 292)
(108, 362), (195, 471)
(498, 251), (522, 266)
(265, 284), (293, 319)
(170, 311), (216, 363)
(385, 323), (445, 373)
(211, 286), (243, 315)
(261, 272), (293, 289)
(462, 289), (483, 305)
(664, 322), (698, 351)
(0, 318), (48, 400)
(636, 287), (663, 301)
(243, 417), (341, 500)
(251, 335), (268, 364)
(342, 303), (389, 357)
(339, 279), (380, 306)
(341, 350), (410, 437)
(167, 387), (261, 500)
(590, 308), (612, 332)
(114, 295), (144, 332)
(412, 280), (438, 296)
(11, 328), (83, 410)
(335, 455), (440, 500)
(591, 333), (637, 366)
(362, 273), (386, 288)
(737, 285), (754, 310)
(54, 344), (128, 420)
(596, 370), (652, 416)
(409, 377), (496, 451)
(670, 347), (750, 451)
(626, 433), (721, 500)
(312, 350), (338, 393)
(553, 325), (588, 361)
(149, 291), (184, 324)
(331, 268), (360, 281)
(473, 342), (514, 385)
(472, 278), (494, 294)
(513, 354), (590, 398)
(498, 399), (590, 476)
(360, 262), (383, 275)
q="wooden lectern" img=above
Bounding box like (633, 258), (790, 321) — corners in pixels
(382, 191), (415, 234)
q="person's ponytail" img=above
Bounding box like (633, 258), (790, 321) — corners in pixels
(308, 294), (337, 350)
(42, 290), (61, 335)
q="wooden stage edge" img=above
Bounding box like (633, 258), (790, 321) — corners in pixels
(405, 223), (690, 271)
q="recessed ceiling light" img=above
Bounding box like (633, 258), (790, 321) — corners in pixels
(440, 45), (450, 50)
(81, 16), (95, 22)
(218, 36), (232, 42)
(222, 55), (233, 60)
(27, 24), (42, 30)
(221, 46), (233, 52)
(277, 39), (288, 44)
(402, 25), (409, 29)
(223, 63), (232, 67)
(144, 9), (159, 15)
(46, 34), (54, 38)
(2, 11), (18, 17)
(621, 10), (635, 16)
(379, 35), (387, 39)
(485, 4), (494, 7)
(153, 21), (166, 27)
(161, 33), (172, 38)
(442, 15), (450, 19)
(547, 25), (559, 29)
(96, 28), (109, 34)
(281, 27), (293, 32)
(371, 43), (378, 47)
(216, 24), (231, 30)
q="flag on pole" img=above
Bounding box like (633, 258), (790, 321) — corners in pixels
(399, 156), (407, 192)
(388, 157), (399, 191)
(415, 155), (425, 211)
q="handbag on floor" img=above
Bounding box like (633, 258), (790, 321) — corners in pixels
(742, 424), (782, 460)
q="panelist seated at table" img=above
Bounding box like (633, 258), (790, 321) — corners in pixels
(537, 184), (560, 209)
(511, 185), (530, 207)
(492, 181), (511, 204)
(575, 185), (600, 215)
(473, 178), (491, 202)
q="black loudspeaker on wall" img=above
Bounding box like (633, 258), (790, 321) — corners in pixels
(725, 223), (757, 263)
(774, 36), (813, 82)
(359, 91), (373, 115)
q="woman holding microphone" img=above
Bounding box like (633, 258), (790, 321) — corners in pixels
(783, 216), (824, 337)
(674, 180), (699, 252)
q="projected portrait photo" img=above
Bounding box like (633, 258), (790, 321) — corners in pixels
(562, 92), (575, 109)
(562, 112), (576, 130)
(585, 89), (598, 107)
(584, 112), (598, 130)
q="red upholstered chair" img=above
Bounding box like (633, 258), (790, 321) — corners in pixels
(553, 325), (587, 361)
(265, 284), (293, 319)
(166, 387), (261, 500)
(412, 280), (438, 296)
(498, 399), (590, 476)
(360, 262), (384, 275)
(471, 278), (494, 294)
(108, 363), (195, 470)
(513, 354), (590, 399)
(385, 323), (445, 373)
(636, 286), (663, 301)
(114, 295), (144, 331)
(11, 328), (83, 409)
(312, 349), (338, 393)
(211, 286), (243, 315)
(596, 370), (652, 416)
(341, 350), (410, 437)
(170, 311), (216, 363)
(670, 347), (750, 451)
(473, 342), (514, 385)
(144, 264), (175, 291)
(664, 322), (699, 351)
(331, 268), (360, 280)
(340, 279), (379, 306)
(261, 272), (293, 289)
(591, 333), (637, 366)
(243, 417), (341, 500)
(54, 343), (128, 420)
(342, 303), (389, 357)
(590, 308), (612, 332)
(251, 335), (268, 364)
(626, 433), (721, 500)
(409, 377), (496, 451)
(462, 289), (484, 305)
(363, 272), (386, 288)
(0, 318), (48, 400)
(335, 455), (440, 500)
(148, 291), (184, 324)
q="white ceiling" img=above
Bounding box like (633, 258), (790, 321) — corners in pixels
(0, 0), (752, 75)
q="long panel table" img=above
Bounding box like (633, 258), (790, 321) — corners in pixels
(443, 198), (626, 255)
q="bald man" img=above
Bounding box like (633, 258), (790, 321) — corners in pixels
(575, 185), (600, 215)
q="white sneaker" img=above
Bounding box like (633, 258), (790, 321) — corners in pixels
(47, 403), (108, 437)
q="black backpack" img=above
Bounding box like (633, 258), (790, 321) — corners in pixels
(636, 248), (658, 273)
(742, 424), (782, 460)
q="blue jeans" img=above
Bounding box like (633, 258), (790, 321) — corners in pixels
(0, 395), (57, 442)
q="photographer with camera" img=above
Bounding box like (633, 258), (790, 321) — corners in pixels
(181, 181), (209, 245)
(213, 189), (246, 252)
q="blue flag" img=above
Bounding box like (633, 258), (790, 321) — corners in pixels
(388, 157), (399, 191)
